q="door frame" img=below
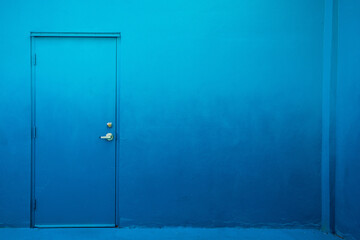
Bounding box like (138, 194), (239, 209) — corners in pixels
(30, 32), (121, 228)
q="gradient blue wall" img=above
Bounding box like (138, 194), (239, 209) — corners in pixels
(336, 0), (360, 239)
(0, 0), (323, 227)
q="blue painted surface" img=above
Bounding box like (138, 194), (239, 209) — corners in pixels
(33, 36), (117, 226)
(336, 0), (360, 239)
(0, 0), (324, 228)
(321, 0), (337, 233)
(0, 228), (339, 240)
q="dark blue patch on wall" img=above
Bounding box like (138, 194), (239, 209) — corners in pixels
(336, 0), (360, 239)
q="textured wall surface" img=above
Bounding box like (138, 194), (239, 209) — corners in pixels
(336, 0), (360, 239)
(0, 0), (323, 227)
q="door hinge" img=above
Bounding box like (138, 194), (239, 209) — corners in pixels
(33, 54), (37, 66)
(34, 199), (37, 210)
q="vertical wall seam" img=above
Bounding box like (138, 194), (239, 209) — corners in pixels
(330, 0), (338, 234)
(321, 0), (338, 233)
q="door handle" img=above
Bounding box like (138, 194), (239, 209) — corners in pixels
(100, 133), (114, 141)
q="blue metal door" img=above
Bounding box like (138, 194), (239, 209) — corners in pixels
(33, 36), (117, 227)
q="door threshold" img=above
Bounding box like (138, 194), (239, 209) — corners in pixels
(34, 224), (116, 228)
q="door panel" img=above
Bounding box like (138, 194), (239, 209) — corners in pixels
(34, 37), (117, 227)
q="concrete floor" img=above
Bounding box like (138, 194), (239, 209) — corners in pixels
(0, 228), (340, 240)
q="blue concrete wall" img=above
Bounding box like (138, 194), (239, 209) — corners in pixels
(0, 0), (323, 227)
(336, 0), (360, 239)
